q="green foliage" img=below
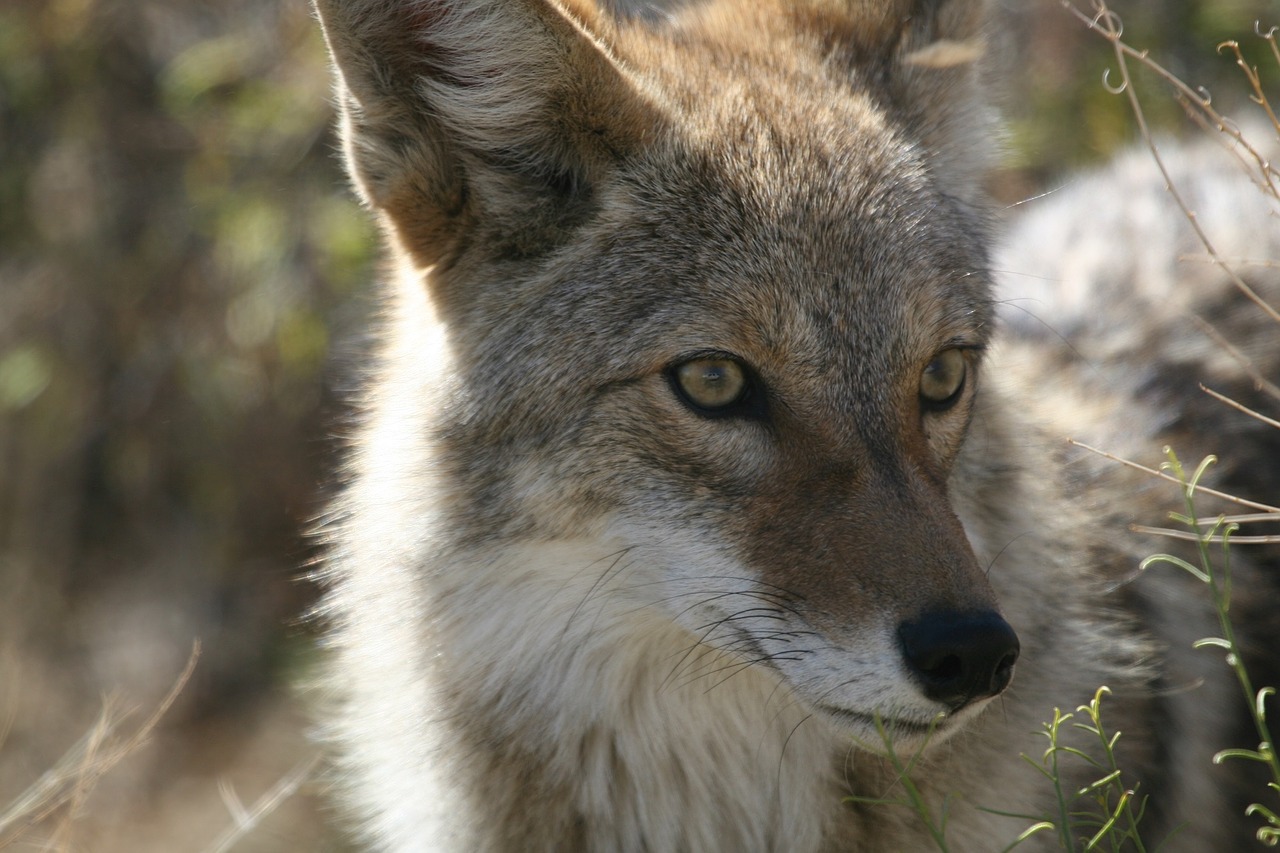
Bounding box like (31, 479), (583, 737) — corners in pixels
(1012, 689), (1156, 851)
(847, 692), (1158, 851)
(845, 715), (955, 852)
(1143, 450), (1280, 847)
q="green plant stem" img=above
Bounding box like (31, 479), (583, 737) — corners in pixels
(1172, 453), (1280, 791)
(1151, 450), (1280, 847)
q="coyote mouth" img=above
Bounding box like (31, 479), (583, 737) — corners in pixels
(814, 704), (947, 740)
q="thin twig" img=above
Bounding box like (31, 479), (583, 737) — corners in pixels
(1178, 254), (1280, 269)
(202, 755), (322, 853)
(1189, 315), (1280, 401)
(1219, 38), (1280, 142)
(1065, 0), (1280, 326)
(0, 643), (200, 848)
(1131, 524), (1280, 544)
(1200, 384), (1280, 429)
(1194, 513), (1280, 526)
(1068, 439), (1280, 514)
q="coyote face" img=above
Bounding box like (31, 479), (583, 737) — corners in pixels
(553, 144), (1018, 738)
(312, 0), (1280, 849)
(319, 0), (1015, 742)
(481, 122), (1020, 738)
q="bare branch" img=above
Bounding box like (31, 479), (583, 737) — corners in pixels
(1068, 439), (1280, 514)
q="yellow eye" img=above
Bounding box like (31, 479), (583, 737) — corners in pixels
(673, 357), (748, 411)
(920, 349), (967, 408)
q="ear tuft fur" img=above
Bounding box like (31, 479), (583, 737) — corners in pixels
(903, 39), (984, 68)
(315, 0), (649, 269)
(852, 0), (995, 207)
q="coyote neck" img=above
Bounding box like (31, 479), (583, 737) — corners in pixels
(424, 540), (849, 851)
(331, 509), (858, 850)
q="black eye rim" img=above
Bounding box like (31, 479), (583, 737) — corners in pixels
(919, 347), (975, 413)
(666, 351), (768, 420)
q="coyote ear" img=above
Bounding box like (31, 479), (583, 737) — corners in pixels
(823, 0), (994, 203)
(314, 0), (647, 269)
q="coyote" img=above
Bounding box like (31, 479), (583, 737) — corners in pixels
(312, 0), (1280, 849)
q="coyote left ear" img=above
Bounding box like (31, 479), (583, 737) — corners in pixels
(819, 0), (994, 205)
(314, 0), (652, 276)
(893, 0), (993, 205)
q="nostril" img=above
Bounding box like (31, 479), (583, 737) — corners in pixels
(991, 649), (1019, 693)
(898, 610), (1020, 710)
(922, 653), (962, 683)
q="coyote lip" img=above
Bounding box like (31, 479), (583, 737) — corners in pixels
(814, 704), (945, 738)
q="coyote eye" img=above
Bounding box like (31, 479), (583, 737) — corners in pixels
(920, 348), (967, 409)
(671, 356), (750, 413)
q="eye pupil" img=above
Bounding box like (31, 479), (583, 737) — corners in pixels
(673, 357), (749, 412)
(920, 349), (967, 408)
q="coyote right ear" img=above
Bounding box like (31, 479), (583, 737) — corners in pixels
(314, 0), (649, 271)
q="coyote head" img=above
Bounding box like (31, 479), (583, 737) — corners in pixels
(317, 0), (1017, 744)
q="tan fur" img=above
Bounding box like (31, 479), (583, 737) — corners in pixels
(311, 0), (1280, 849)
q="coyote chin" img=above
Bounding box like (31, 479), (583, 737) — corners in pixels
(311, 0), (1280, 849)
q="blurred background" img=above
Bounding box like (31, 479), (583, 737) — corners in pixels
(0, 0), (1274, 849)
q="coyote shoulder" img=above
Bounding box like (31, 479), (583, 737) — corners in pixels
(311, 0), (1280, 849)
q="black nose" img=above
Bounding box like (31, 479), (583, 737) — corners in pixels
(898, 610), (1020, 711)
